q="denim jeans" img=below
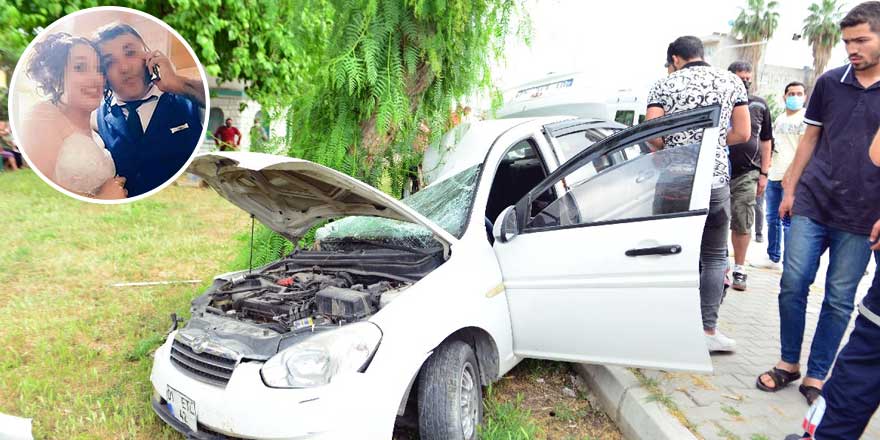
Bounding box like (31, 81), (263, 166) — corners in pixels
(778, 215), (873, 380)
(812, 251), (880, 439)
(764, 180), (790, 263)
(700, 186), (731, 330)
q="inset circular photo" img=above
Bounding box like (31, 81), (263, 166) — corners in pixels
(8, 6), (209, 202)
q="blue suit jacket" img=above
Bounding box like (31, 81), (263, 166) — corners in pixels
(97, 93), (203, 197)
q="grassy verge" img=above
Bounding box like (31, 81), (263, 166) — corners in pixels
(0, 170), (249, 439)
(479, 360), (621, 440)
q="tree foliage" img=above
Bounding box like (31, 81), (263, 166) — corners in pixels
(0, 0), (528, 267)
(156, 0), (333, 109)
(731, 0), (779, 87)
(803, 0), (843, 90)
(287, 0), (526, 195)
(0, 0), (331, 108)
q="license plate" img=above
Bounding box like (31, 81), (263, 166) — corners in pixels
(167, 385), (197, 432)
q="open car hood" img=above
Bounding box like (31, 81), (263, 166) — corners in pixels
(188, 152), (456, 250)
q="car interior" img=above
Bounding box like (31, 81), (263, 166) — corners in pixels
(484, 139), (555, 242)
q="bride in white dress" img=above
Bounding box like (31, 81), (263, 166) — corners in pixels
(20, 33), (126, 199)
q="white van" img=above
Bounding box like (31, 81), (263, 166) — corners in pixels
(496, 72), (646, 126)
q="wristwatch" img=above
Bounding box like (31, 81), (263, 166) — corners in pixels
(759, 171), (769, 177)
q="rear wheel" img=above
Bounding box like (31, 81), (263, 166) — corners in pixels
(417, 340), (482, 440)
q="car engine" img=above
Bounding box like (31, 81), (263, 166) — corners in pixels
(204, 266), (407, 333)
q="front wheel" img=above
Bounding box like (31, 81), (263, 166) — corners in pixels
(417, 340), (483, 440)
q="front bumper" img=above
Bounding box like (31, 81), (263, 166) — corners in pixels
(150, 332), (395, 440)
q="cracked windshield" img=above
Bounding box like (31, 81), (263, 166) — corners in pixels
(316, 165), (482, 248)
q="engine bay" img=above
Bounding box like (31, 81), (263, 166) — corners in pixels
(204, 266), (407, 333)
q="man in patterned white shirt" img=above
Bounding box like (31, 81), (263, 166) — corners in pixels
(646, 36), (751, 352)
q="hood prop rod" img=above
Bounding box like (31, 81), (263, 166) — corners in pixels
(248, 214), (256, 274)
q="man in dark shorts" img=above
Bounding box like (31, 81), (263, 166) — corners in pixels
(757, 1), (880, 407)
(726, 61), (773, 291)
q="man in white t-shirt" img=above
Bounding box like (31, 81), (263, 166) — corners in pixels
(752, 81), (806, 270)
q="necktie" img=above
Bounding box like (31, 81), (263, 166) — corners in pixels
(123, 96), (157, 138)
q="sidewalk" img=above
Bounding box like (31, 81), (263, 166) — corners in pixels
(640, 239), (879, 439)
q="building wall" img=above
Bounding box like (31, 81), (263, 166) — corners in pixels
(204, 77), (286, 153)
(756, 64), (812, 108)
(702, 33), (813, 112)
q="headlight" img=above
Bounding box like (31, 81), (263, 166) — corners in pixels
(261, 322), (382, 388)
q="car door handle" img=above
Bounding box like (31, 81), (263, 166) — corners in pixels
(625, 245), (682, 257)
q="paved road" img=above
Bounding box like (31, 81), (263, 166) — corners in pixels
(641, 234), (879, 440)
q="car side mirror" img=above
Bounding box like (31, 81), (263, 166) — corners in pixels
(493, 206), (519, 243)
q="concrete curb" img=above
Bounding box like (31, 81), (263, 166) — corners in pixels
(574, 364), (696, 440)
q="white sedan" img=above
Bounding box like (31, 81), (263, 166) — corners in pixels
(150, 105), (722, 439)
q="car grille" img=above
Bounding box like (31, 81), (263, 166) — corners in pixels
(170, 339), (237, 386)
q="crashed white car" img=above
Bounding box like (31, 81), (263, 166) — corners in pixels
(150, 106), (722, 439)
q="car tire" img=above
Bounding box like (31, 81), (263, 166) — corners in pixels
(417, 340), (483, 440)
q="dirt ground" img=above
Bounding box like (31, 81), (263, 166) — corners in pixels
(394, 360), (622, 440)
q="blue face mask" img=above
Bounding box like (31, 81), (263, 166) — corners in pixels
(785, 96), (804, 111)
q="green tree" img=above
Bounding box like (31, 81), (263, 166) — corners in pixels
(287, 0), (527, 193)
(0, 0), (528, 263)
(731, 0), (779, 90)
(0, 0), (331, 108)
(803, 0), (844, 91)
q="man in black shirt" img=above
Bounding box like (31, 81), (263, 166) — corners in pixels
(727, 61), (773, 291)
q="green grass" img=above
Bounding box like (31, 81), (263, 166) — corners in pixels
(721, 404), (742, 417)
(480, 388), (542, 439)
(632, 369), (699, 433)
(715, 423), (741, 440)
(518, 358), (568, 381)
(0, 170), (250, 439)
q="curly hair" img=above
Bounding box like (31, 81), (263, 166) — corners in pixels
(26, 32), (100, 104)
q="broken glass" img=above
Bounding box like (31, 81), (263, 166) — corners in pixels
(316, 165), (482, 248)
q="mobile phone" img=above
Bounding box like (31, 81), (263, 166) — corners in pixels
(145, 63), (161, 82)
(142, 45), (161, 82)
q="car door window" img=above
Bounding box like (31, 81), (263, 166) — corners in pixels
(553, 128), (617, 185)
(485, 139), (554, 231)
(527, 126), (707, 230)
(614, 110), (635, 126)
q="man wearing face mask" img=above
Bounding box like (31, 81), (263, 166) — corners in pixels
(726, 61), (773, 291)
(752, 81), (806, 271)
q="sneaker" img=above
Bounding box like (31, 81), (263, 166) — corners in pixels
(755, 234), (764, 243)
(732, 271), (747, 291)
(750, 258), (781, 271)
(705, 331), (737, 352)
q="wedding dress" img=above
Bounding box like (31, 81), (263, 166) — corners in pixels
(54, 132), (116, 196)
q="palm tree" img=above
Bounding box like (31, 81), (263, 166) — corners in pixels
(803, 0), (844, 91)
(731, 0), (780, 91)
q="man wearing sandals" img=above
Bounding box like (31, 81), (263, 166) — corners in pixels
(757, 1), (880, 408)
(785, 127), (880, 440)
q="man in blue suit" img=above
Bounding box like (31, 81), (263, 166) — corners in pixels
(94, 23), (205, 197)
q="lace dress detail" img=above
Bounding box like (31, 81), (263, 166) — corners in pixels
(54, 132), (116, 196)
